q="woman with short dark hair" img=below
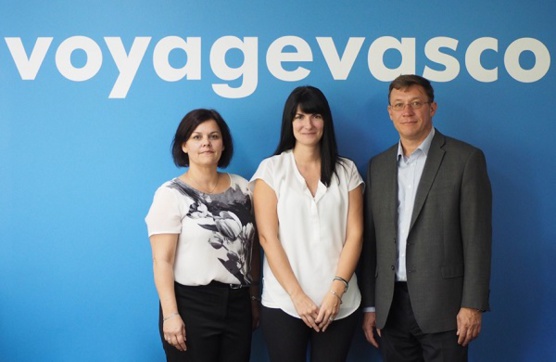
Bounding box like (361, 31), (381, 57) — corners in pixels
(146, 108), (260, 362)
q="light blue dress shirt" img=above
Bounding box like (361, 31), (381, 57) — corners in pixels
(395, 128), (435, 281)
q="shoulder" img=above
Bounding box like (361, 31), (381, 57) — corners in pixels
(261, 151), (291, 168)
(153, 178), (181, 196)
(253, 151), (292, 175)
(251, 151), (293, 189)
(337, 157), (364, 189)
(338, 156), (356, 167)
(436, 132), (485, 158)
(228, 173), (249, 189)
(369, 144), (397, 165)
(228, 173), (248, 183)
(443, 135), (481, 152)
(337, 156), (359, 174)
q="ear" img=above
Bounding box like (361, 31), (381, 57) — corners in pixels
(429, 102), (438, 117)
(181, 142), (188, 154)
(387, 105), (394, 121)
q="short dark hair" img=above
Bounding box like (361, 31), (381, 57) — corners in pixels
(171, 108), (234, 168)
(388, 74), (435, 104)
(274, 86), (341, 186)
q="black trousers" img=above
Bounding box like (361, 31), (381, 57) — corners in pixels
(261, 306), (359, 362)
(159, 282), (252, 362)
(380, 282), (468, 362)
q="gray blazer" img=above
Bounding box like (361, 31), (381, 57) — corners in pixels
(360, 130), (492, 333)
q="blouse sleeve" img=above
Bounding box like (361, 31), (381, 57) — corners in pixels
(345, 159), (364, 191)
(145, 185), (183, 237)
(249, 157), (276, 192)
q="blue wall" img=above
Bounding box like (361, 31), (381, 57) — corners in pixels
(1, 1), (554, 361)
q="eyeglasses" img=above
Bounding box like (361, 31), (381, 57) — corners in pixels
(389, 101), (431, 112)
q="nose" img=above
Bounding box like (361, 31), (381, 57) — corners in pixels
(401, 104), (415, 114)
(302, 115), (317, 127)
(201, 136), (211, 146)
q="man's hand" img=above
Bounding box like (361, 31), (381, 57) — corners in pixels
(456, 307), (482, 346)
(362, 311), (380, 348)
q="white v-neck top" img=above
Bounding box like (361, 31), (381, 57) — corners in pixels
(250, 150), (363, 319)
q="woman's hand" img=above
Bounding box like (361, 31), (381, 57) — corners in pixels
(316, 290), (342, 332)
(163, 314), (187, 351)
(291, 292), (320, 331)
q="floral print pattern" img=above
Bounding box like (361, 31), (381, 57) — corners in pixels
(169, 179), (254, 285)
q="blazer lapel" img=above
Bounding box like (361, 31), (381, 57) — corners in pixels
(383, 147), (399, 225)
(409, 130), (446, 231)
(380, 144), (398, 226)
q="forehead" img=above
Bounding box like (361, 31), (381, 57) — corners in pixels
(192, 119), (220, 133)
(389, 85), (427, 101)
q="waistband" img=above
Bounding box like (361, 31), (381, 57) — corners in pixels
(207, 281), (250, 289)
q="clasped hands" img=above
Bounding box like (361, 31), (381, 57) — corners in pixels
(292, 290), (341, 332)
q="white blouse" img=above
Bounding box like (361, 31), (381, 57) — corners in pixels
(145, 174), (256, 286)
(250, 150), (363, 319)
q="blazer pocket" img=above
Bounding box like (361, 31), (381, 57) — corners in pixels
(441, 264), (464, 279)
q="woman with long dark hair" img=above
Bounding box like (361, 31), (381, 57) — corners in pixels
(251, 86), (363, 361)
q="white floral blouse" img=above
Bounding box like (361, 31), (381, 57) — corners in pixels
(145, 174), (255, 286)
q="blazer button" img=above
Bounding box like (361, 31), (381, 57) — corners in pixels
(391, 265), (395, 271)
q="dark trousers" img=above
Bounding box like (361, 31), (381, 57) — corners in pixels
(159, 282), (252, 362)
(261, 306), (359, 362)
(380, 282), (468, 362)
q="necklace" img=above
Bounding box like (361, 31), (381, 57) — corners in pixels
(185, 172), (219, 194)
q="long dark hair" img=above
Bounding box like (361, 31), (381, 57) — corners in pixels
(274, 86), (342, 186)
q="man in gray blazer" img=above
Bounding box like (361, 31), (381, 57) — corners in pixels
(361, 74), (492, 361)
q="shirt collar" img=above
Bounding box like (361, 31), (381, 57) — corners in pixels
(397, 127), (436, 159)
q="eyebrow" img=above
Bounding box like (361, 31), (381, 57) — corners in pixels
(392, 96), (424, 102)
(192, 130), (221, 134)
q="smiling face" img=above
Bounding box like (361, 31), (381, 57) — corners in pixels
(181, 119), (224, 167)
(388, 85), (437, 148)
(292, 106), (324, 148)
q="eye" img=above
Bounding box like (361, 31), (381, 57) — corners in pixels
(411, 101), (423, 108)
(191, 134), (201, 140)
(393, 103), (404, 110)
(294, 113), (304, 120)
(313, 114), (323, 120)
(210, 134), (221, 140)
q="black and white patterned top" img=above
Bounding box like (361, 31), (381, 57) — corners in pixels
(145, 174), (255, 286)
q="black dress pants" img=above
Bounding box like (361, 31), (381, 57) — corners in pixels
(261, 305), (359, 362)
(159, 282), (252, 362)
(380, 282), (468, 362)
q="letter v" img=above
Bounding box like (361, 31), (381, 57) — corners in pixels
(5, 37), (53, 80)
(316, 37), (365, 80)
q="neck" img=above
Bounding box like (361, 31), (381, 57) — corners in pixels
(400, 141), (418, 157)
(400, 129), (432, 157)
(187, 165), (218, 180)
(293, 144), (321, 165)
(184, 166), (220, 193)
